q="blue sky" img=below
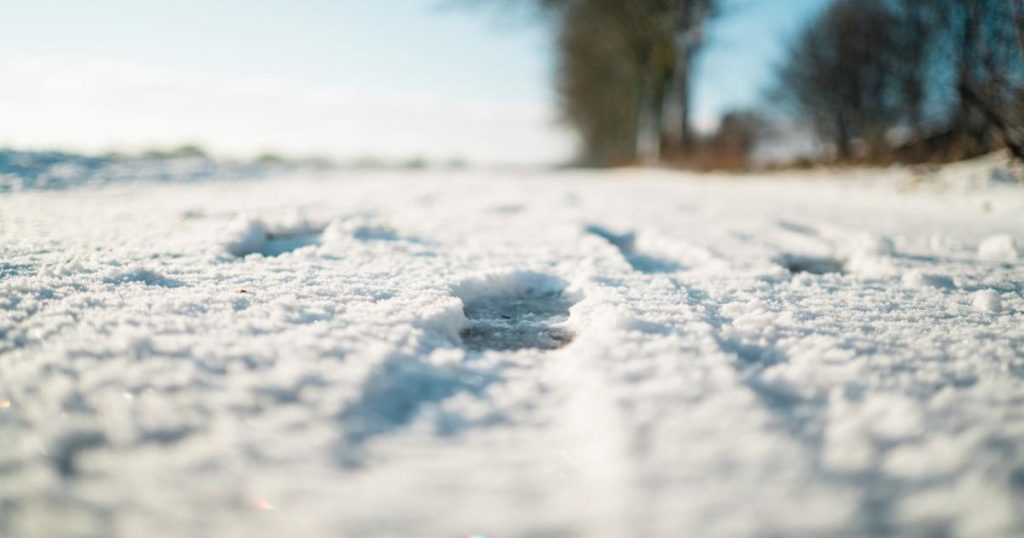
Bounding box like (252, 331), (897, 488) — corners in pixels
(0, 0), (831, 163)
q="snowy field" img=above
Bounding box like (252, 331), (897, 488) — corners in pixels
(1, 157), (1023, 537)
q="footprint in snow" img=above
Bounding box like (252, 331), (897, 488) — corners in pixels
(222, 214), (408, 258)
(456, 273), (578, 352)
(222, 217), (324, 258)
(776, 253), (846, 275)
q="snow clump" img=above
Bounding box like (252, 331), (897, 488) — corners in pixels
(971, 290), (1002, 313)
(977, 234), (1018, 261)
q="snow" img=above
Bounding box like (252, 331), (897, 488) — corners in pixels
(972, 289), (1003, 314)
(978, 234), (1019, 262)
(901, 269), (956, 290)
(1, 158), (1023, 537)
(0, 150), (289, 193)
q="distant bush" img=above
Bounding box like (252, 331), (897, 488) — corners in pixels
(142, 144), (210, 160)
(664, 110), (767, 171)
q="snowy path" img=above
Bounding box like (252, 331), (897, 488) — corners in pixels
(1, 163), (1023, 537)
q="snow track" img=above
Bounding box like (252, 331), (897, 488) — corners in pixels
(1, 163), (1023, 537)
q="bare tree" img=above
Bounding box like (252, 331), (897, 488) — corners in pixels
(886, 0), (941, 137)
(466, 0), (716, 166)
(775, 0), (905, 160)
(666, 0), (715, 154)
(555, 0), (643, 165)
(940, 0), (1024, 159)
(774, 0), (1024, 163)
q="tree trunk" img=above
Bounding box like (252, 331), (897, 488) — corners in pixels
(635, 72), (660, 164)
(836, 112), (852, 160)
(959, 82), (1024, 161)
(677, 51), (693, 154)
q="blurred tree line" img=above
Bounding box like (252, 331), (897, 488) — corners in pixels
(476, 0), (1024, 168)
(777, 0), (1024, 165)
(478, 0), (717, 166)
(549, 0), (716, 166)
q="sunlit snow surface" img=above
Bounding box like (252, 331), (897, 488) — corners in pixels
(1, 157), (1023, 537)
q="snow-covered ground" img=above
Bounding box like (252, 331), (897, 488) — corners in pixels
(1, 156), (1023, 537)
(0, 149), (317, 193)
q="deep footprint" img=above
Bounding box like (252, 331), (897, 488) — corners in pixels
(460, 289), (576, 352)
(777, 253), (845, 275)
(261, 231), (322, 256)
(224, 218), (324, 258)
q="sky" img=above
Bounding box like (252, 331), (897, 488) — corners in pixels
(0, 0), (832, 164)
